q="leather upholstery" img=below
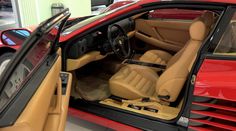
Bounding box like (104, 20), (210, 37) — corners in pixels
(189, 19), (207, 41)
(110, 12), (214, 101)
(0, 57), (62, 131)
(139, 50), (172, 65)
(157, 40), (202, 102)
(67, 51), (106, 71)
(135, 18), (191, 52)
(139, 11), (214, 66)
(109, 64), (158, 99)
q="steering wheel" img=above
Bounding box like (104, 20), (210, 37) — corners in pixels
(107, 24), (131, 59)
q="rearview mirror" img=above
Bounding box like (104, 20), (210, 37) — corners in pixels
(1, 29), (31, 46)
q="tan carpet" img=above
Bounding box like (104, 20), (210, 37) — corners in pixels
(75, 74), (111, 101)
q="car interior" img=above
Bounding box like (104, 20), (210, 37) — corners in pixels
(64, 8), (220, 121)
(0, 7), (222, 131)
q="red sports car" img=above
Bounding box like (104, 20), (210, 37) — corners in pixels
(0, 0), (236, 131)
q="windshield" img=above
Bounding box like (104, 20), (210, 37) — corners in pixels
(63, 1), (137, 35)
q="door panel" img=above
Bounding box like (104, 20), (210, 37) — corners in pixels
(0, 56), (69, 131)
(0, 9), (70, 131)
(44, 72), (72, 131)
(135, 19), (191, 52)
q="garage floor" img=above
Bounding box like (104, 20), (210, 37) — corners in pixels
(65, 115), (114, 131)
(0, 6), (17, 30)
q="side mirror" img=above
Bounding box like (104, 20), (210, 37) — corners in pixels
(0, 29), (31, 46)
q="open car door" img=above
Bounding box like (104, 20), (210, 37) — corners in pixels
(0, 9), (72, 131)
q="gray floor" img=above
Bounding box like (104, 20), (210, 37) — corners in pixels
(0, 7), (17, 30)
(65, 115), (114, 131)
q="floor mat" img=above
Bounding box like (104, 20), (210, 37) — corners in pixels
(73, 57), (123, 101)
(75, 75), (111, 101)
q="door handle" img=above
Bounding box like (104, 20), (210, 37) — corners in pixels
(48, 78), (62, 114)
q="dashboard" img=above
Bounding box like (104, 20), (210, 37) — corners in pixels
(67, 18), (135, 59)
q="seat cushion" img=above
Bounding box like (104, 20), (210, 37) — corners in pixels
(139, 50), (172, 65)
(109, 65), (158, 99)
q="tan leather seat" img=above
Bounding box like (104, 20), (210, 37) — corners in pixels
(109, 14), (211, 101)
(139, 50), (172, 65)
(109, 64), (158, 98)
(139, 12), (214, 66)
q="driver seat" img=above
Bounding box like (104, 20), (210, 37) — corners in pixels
(109, 16), (209, 101)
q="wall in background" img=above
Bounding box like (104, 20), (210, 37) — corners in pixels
(37, 0), (58, 23)
(17, 0), (38, 27)
(17, 0), (91, 27)
(59, 0), (91, 18)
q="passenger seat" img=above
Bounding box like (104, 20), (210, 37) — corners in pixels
(139, 12), (214, 66)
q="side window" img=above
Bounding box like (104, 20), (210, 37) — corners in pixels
(214, 13), (236, 55)
(0, 24), (60, 112)
(148, 9), (204, 20)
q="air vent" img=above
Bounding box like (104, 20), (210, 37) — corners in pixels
(189, 96), (236, 131)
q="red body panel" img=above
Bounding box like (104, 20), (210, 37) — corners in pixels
(191, 110), (236, 122)
(102, 1), (135, 12)
(198, 0), (236, 4)
(192, 102), (236, 112)
(189, 119), (236, 130)
(0, 43), (21, 50)
(194, 59), (236, 102)
(68, 108), (141, 131)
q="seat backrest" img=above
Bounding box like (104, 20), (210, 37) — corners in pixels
(167, 11), (214, 68)
(156, 13), (214, 102)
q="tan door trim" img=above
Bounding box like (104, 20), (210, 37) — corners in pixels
(0, 56), (62, 131)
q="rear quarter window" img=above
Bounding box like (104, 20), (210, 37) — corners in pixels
(214, 13), (236, 55)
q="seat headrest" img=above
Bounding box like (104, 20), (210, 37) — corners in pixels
(201, 11), (215, 28)
(190, 11), (215, 41)
(189, 17), (207, 41)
